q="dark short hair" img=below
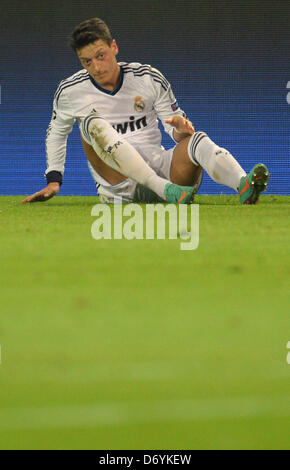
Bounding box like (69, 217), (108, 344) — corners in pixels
(69, 18), (113, 51)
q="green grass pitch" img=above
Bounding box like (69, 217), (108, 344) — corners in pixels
(0, 195), (289, 450)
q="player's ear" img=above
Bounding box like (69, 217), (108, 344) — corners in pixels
(111, 39), (118, 56)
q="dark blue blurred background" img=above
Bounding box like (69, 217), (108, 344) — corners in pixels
(1, 0), (289, 195)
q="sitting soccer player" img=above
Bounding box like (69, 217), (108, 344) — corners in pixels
(22, 17), (269, 205)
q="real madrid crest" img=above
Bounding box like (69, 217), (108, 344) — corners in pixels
(134, 96), (145, 112)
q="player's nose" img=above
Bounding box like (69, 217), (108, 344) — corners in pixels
(91, 58), (101, 72)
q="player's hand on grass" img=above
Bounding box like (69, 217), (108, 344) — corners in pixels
(22, 182), (60, 203)
(166, 116), (195, 136)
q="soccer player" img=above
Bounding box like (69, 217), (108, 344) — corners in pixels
(22, 17), (269, 204)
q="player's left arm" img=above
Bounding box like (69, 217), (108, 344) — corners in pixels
(150, 66), (194, 142)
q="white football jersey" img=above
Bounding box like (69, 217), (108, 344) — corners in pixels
(45, 62), (186, 177)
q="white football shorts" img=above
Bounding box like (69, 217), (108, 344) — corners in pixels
(88, 144), (202, 203)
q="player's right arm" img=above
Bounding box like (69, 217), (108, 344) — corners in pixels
(22, 90), (75, 203)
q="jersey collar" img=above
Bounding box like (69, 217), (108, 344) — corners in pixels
(89, 66), (124, 96)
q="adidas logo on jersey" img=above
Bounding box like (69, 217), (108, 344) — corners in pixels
(112, 116), (147, 134)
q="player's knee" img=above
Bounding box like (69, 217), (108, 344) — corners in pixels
(176, 135), (193, 155)
(81, 115), (94, 144)
(81, 111), (104, 144)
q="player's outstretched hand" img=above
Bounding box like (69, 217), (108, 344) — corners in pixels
(166, 116), (195, 135)
(22, 182), (60, 203)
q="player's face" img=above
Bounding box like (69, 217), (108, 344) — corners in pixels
(77, 40), (120, 89)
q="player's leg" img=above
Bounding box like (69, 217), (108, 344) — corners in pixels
(81, 112), (194, 203)
(187, 132), (246, 191)
(82, 137), (139, 203)
(172, 132), (269, 204)
(171, 133), (245, 190)
(187, 132), (269, 203)
(170, 137), (203, 186)
(81, 137), (127, 186)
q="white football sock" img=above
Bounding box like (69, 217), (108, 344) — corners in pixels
(81, 113), (168, 199)
(188, 132), (246, 191)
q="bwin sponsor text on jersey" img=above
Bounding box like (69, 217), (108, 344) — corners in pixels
(112, 116), (147, 134)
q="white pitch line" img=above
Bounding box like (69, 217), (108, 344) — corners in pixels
(0, 395), (289, 431)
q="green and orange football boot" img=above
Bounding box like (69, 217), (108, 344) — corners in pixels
(239, 163), (270, 204)
(164, 183), (195, 204)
